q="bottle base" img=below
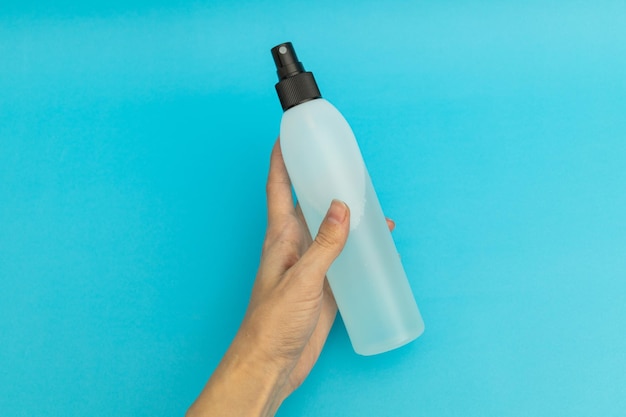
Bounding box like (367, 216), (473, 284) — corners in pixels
(353, 324), (425, 356)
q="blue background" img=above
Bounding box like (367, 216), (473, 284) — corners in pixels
(1, 1), (625, 416)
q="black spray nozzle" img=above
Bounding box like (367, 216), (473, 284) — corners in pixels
(271, 42), (305, 80)
(271, 42), (321, 111)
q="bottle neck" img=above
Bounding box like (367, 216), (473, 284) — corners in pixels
(275, 72), (321, 111)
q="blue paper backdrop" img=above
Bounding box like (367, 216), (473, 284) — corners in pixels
(2, 1), (625, 416)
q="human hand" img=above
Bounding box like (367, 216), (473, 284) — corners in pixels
(187, 139), (394, 417)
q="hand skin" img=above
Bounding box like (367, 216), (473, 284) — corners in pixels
(187, 140), (395, 417)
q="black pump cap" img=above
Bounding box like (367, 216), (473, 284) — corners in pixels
(271, 42), (321, 111)
(272, 42), (305, 79)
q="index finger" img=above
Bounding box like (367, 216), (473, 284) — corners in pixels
(266, 138), (295, 225)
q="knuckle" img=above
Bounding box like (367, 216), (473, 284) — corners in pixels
(262, 229), (303, 268)
(314, 229), (339, 251)
(279, 241), (301, 268)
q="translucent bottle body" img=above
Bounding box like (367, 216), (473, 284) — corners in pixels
(280, 98), (424, 355)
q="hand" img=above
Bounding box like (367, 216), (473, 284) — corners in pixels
(187, 139), (395, 417)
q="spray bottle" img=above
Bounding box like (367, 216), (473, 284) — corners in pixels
(271, 42), (424, 355)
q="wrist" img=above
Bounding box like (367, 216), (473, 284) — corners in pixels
(230, 333), (289, 412)
(187, 326), (289, 417)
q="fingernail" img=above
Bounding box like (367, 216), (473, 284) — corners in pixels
(327, 199), (347, 225)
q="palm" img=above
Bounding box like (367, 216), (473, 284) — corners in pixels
(268, 193), (395, 397)
(282, 204), (338, 394)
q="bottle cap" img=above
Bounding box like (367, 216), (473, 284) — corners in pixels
(271, 42), (321, 111)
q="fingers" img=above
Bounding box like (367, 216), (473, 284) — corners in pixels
(386, 218), (396, 231)
(294, 200), (350, 280)
(266, 139), (295, 225)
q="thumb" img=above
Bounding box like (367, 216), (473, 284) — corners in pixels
(296, 200), (350, 279)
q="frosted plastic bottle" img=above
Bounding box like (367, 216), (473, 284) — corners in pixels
(271, 42), (424, 355)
